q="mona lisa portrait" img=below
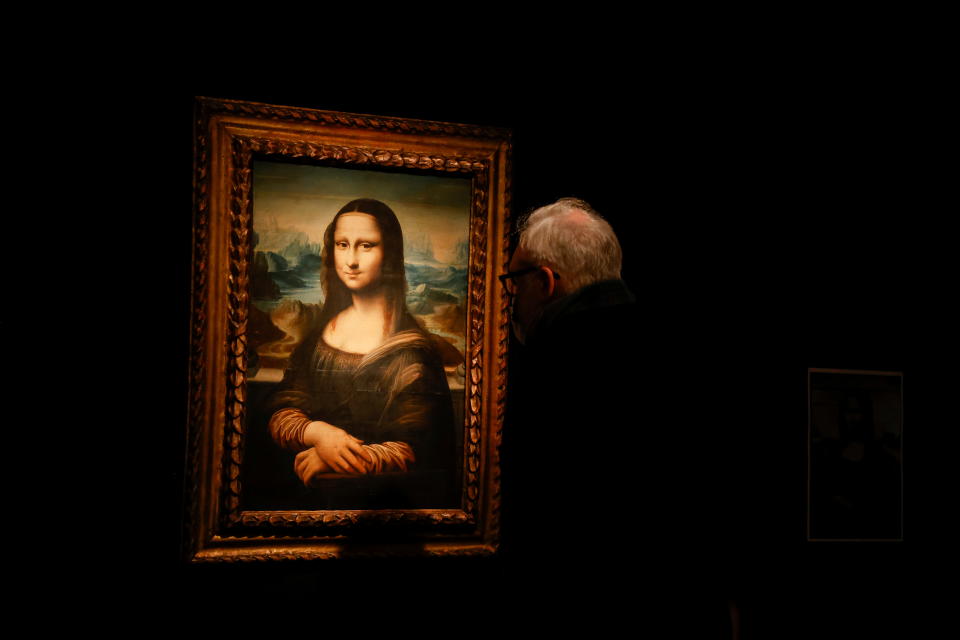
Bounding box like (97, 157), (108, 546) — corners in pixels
(186, 97), (509, 561)
(242, 165), (470, 511)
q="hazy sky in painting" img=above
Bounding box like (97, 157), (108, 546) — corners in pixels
(253, 161), (471, 263)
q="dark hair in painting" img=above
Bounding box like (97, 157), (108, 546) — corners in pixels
(319, 198), (411, 336)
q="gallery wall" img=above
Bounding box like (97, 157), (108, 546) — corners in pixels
(126, 75), (940, 633)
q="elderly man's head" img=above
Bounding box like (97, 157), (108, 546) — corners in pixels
(506, 198), (622, 343)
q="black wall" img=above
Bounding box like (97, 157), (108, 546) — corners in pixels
(115, 69), (943, 634)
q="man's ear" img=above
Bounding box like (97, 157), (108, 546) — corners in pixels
(537, 266), (558, 298)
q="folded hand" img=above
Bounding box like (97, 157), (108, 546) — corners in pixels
(302, 421), (372, 474)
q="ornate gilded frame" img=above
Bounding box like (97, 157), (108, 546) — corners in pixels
(184, 97), (512, 562)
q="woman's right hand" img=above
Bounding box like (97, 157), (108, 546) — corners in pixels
(294, 447), (334, 486)
(302, 421), (371, 474)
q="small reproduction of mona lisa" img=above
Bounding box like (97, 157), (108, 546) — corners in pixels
(240, 162), (470, 510)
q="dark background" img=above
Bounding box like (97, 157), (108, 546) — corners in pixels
(69, 47), (946, 633)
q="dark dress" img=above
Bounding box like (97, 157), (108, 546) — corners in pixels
(265, 315), (458, 509)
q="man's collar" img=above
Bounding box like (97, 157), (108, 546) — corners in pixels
(527, 279), (635, 342)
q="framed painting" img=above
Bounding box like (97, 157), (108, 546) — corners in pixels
(184, 97), (512, 561)
(808, 368), (904, 541)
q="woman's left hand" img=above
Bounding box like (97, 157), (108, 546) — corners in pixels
(294, 448), (364, 486)
(303, 421), (371, 474)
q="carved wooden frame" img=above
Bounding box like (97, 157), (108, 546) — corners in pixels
(184, 97), (512, 562)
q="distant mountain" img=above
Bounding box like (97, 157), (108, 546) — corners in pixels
(408, 283), (458, 303)
(262, 251), (290, 273)
(407, 283), (460, 315)
(405, 263), (468, 297)
(256, 228), (310, 253)
(294, 253), (323, 276)
(255, 224), (321, 269)
(405, 232), (439, 265)
(251, 226), (323, 303)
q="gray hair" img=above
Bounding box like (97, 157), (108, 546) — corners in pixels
(517, 197), (622, 293)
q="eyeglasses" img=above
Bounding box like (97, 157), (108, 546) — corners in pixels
(498, 266), (560, 295)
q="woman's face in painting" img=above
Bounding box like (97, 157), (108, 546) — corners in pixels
(333, 212), (385, 293)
